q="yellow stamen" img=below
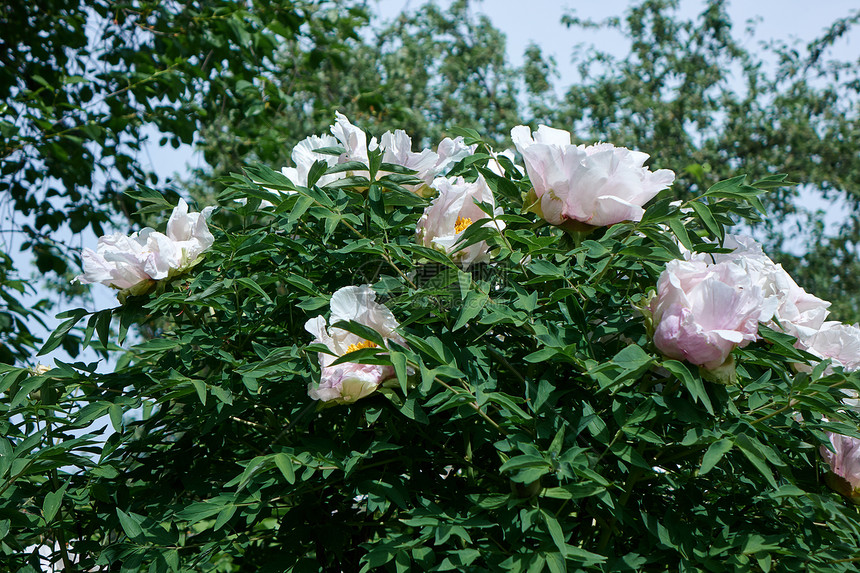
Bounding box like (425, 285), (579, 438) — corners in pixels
(345, 340), (377, 353)
(454, 216), (472, 234)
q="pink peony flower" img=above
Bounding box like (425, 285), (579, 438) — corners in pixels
(686, 235), (831, 340)
(511, 124), (674, 228)
(305, 285), (405, 405)
(651, 259), (776, 369)
(821, 432), (860, 501)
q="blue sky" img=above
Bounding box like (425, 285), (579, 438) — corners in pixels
(144, 0), (858, 182)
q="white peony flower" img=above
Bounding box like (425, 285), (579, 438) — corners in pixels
(305, 285), (405, 405)
(511, 124), (675, 228)
(331, 111), (377, 165)
(280, 133), (341, 188)
(651, 259), (776, 369)
(75, 199), (214, 294)
(379, 129), (441, 193)
(416, 176), (505, 269)
(279, 113), (376, 190)
(434, 136), (476, 177)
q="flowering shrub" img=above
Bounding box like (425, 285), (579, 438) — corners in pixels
(4, 114), (860, 572)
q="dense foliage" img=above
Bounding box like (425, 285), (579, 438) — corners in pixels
(4, 115), (860, 571)
(1, 0), (860, 571)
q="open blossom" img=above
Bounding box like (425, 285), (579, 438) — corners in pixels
(511, 124), (674, 228)
(686, 235), (831, 339)
(75, 199), (214, 294)
(821, 432), (860, 501)
(416, 176), (505, 269)
(280, 113), (375, 189)
(651, 259), (776, 369)
(280, 133), (341, 188)
(380, 129), (441, 193)
(796, 322), (860, 374)
(331, 111), (377, 165)
(305, 285), (405, 405)
(434, 136), (475, 176)
(379, 131), (483, 196)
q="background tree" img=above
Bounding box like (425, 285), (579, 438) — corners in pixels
(0, 0), (368, 359)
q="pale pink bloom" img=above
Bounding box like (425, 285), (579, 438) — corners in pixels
(416, 176), (505, 269)
(434, 136), (476, 176)
(796, 322), (860, 374)
(165, 198), (215, 267)
(821, 432), (860, 498)
(651, 259), (776, 369)
(281, 113), (376, 190)
(380, 133), (479, 196)
(75, 199), (214, 292)
(331, 111), (377, 165)
(380, 129), (441, 192)
(305, 285), (405, 405)
(686, 235), (831, 339)
(511, 125), (675, 227)
(280, 133), (341, 188)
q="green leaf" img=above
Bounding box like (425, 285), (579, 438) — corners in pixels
(453, 289), (489, 331)
(736, 437), (777, 488)
(38, 309), (89, 356)
(331, 320), (385, 347)
(117, 508), (144, 540)
(191, 380), (207, 406)
(273, 453), (296, 484)
(662, 360), (713, 414)
(689, 201), (722, 239)
(307, 159), (329, 188)
(391, 351), (409, 394)
(542, 509), (567, 557)
(704, 175), (747, 196)
(699, 439), (732, 475)
(545, 552), (566, 573)
(236, 277), (272, 303)
(42, 482), (68, 523)
(611, 345), (653, 371)
(666, 218), (693, 251)
(108, 403), (123, 433)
